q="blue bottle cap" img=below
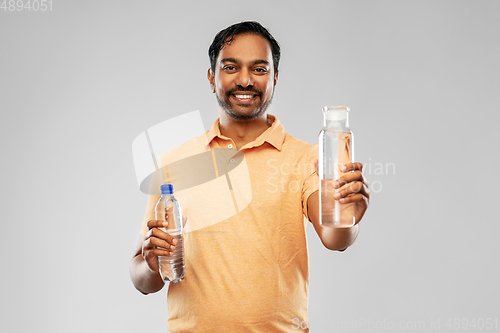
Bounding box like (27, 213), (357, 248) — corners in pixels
(160, 184), (174, 195)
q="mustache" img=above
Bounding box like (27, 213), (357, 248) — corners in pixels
(226, 86), (262, 96)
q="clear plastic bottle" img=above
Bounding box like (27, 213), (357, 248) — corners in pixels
(155, 184), (185, 283)
(319, 106), (356, 227)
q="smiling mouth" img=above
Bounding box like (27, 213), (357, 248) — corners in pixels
(231, 93), (259, 102)
(233, 94), (255, 99)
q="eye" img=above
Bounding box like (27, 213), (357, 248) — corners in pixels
(253, 67), (268, 74)
(223, 65), (237, 72)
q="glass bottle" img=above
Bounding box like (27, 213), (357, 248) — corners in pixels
(319, 106), (355, 227)
(155, 184), (185, 283)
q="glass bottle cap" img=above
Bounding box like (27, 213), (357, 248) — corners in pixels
(323, 106), (349, 121)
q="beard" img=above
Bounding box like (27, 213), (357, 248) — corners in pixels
(215, 85), (274, 122)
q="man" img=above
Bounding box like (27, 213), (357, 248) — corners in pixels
(130, 21), (369, 332)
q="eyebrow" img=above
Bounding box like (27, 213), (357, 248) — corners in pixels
(220, 58), (270, 66)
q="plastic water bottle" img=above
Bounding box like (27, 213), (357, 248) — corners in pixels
(319, 106), (356, 227)
(155, 184), (185, 283)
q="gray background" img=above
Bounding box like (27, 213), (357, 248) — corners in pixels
(1, 0), (499, 332)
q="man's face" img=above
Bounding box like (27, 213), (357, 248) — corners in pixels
(208, 34), (278, 121)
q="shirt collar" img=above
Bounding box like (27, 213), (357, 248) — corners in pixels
(206, 114), (285, 151)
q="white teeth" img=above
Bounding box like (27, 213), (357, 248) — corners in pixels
(234, 94), (254, 99)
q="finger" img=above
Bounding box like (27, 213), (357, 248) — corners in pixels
(144, 234), (176, 251)
(143, 247), (172, 260)
(333, 182), (363, 200)
(147, 219), (168, 230)
(341, 162), (363, 173)
(334, 170), (365, 188)
(143, 245), (172, 258)
(334, 181), (369, 200)
(352, 181), (370, 199)
(148, 227), (178, 246)
(338, 192), (369, 204)
(314, 159), (319, 175)
(143, 230), (176, 253)
(182, 215), (188, 228)
(142, 237), (172, 260)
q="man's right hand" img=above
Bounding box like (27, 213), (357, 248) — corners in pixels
(141, 220), (178, 273)
(130, 216), (187, 294)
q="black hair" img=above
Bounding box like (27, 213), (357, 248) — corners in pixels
(208, 21), (281, 75)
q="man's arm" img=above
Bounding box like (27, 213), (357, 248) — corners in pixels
(307, 162), (369, 251)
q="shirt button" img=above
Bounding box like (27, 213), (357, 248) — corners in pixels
(230, 158), (235, 163)
(228, 144), (233, 148)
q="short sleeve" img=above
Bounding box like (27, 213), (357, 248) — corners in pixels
(302, 143), (319, 221)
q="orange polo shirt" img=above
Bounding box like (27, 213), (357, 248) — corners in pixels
(141, 114), (319, 332)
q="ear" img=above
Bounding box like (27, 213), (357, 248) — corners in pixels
(274, 70), (279, 86)
(207, 68), (215, 93)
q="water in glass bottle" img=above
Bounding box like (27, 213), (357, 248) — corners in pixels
(319, 106), (356, 227)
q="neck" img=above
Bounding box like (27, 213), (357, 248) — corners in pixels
(219, 111), (271, 149)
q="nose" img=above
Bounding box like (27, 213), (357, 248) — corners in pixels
(235, 68), (253, 87)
